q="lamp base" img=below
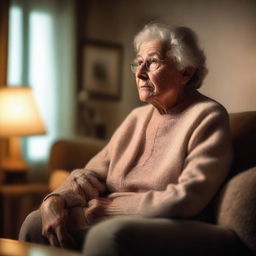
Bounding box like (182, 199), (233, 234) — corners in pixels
(1, 157), (28, 172)
(1, 157), (28, 183)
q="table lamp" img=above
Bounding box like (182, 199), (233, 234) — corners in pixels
(0, 87), (46, 182)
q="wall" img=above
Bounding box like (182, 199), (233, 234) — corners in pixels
(79, 0), (256, 138)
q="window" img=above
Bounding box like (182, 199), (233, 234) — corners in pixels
(8, 0), (76, 168)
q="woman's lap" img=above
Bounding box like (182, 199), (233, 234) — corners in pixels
(19, 211), (242, 256)
(19, 209), (49, 245)
(83, 216), (241, 256)
(19, 209), (87, 250)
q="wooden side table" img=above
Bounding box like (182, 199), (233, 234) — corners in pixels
(1, 168), (28, 183)
(0, 184), (49, 239)
(0, 238), (83, 256)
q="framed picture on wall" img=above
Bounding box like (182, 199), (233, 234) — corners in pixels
(82, 41), (123, 99)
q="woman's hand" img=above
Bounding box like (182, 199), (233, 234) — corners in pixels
(84, 198), (112, 224)
(40, 196), (76, 249)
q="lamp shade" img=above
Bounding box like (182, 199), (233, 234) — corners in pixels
(0, 87), (46, 137)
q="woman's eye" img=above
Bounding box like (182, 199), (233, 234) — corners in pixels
(150, 58), (158, 63)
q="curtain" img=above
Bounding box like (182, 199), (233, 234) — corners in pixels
(7, 0), (76, 180)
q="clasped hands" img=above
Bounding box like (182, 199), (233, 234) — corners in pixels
(40, 195), (111, 249)
(40, 170), (111, 249)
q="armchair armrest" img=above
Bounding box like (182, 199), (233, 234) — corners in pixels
(215, 167), (256, 254)
(47, 137), (106, 188)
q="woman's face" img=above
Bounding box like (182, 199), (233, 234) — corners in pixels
(135, 40), (188, 111)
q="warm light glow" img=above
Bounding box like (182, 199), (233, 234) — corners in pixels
(0, 87), (46, 137)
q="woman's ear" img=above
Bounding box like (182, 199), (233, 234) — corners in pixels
(181, 67), (196, 84)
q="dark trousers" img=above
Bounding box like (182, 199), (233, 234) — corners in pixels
(19, 210), (243, 256)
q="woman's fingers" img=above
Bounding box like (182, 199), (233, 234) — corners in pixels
(55, 225), (77, 249)
(86, 198), (112, 220)
(43, 214), (77, 249)
(47, 232), (60, 247)
(74, 172), (106, 200)
(85, 174), (106, 194)
(76, 177), (100, 199)
(41, 198), (76, 249)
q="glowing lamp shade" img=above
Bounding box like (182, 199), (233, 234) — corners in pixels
(0, 87), (46, 173)
(0, 87), (45, 136)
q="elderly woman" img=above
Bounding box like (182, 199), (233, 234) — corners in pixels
(20, 23), (239, 255)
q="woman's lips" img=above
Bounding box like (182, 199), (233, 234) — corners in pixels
(139, 83), (154, 91)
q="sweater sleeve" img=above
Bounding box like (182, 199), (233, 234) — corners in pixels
(101, 108), (233, 218)
(44, 109), (139, 208)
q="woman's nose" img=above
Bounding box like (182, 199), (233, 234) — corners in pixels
(136, 64), (148, 80)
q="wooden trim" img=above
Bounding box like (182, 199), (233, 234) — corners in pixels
(0, 0), (9, 86)
(0, 0), (9, 173)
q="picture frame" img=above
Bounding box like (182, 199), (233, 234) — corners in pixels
(82, 41), (123, 100)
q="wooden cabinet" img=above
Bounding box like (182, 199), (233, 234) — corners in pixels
(0, 184), (49, 239)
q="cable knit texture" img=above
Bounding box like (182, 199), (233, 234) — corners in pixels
(47, 90), (232, 224)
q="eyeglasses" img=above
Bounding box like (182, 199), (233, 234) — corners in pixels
(130, 57), (168, 73)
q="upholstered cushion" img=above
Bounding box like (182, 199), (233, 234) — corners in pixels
(48, 137), (106, 175)
(229, 111), (256, 175)
(49, 169), (70, 191)
(216, 167), (256, 253)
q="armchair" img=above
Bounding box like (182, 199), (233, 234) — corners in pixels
(215, 111), (256, 254)
(47, 112), (256, 254)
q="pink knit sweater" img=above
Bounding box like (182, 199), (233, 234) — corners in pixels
(51, 90), (232, 221)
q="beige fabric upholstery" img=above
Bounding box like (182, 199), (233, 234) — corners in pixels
(48, 137), (106, 175)
(214, 111), (256, 253)
(229, 111), (256, 175)
(216, 167), (256, 252)
(48, 169), (70, 191)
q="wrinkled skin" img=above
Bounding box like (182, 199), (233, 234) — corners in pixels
(135, 40), (195, 113)
(40, 196), (77, 249)
(41, 193), (111, 249)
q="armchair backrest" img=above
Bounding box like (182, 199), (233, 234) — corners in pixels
(215, 111), (256, 253)
(229, 111), (256, 176)
(48, 137), (106, 177)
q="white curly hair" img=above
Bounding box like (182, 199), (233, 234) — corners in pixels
(134, 23), (208, 89)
